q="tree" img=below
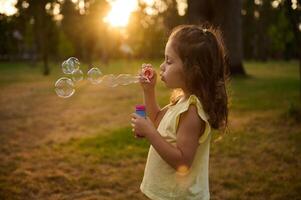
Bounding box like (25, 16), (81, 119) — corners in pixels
(127, 2), (166, 58)
(160, 0), (185, 31)
(283, 0), (301, 99)
(16, 0), (58, 75)
(0, 14), (20, 60)
(187, 0), (246, 75)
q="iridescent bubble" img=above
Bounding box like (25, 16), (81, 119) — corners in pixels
(62, 57), (80, 74)
(129, 75), (140, 83)
(72, 69), (84, 82)
(67, 57), (80, 68)
(87, 67), (103, 84)
(55, 77), (75, 98)
(102, 74), (118, 87)
(116, 74), (132, 86)
(62, 60), (73, 74)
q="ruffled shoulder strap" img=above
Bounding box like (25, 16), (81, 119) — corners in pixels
(175, 95), (211, 143)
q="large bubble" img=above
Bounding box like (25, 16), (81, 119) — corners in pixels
(67, 57), (80, 67)
(55, 77), (75, 98)
(87, 67), (102, 84)
(62, 57), (80, 74)
(72, 69), (84, 83)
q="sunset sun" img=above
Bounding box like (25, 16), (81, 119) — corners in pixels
(104, 0), (139, 28)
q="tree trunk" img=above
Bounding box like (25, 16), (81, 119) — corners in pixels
(298, 45), (301, 101)
(42, 47), (49, 75)
(187, 0), (246, 75)
(33, 1), (50, 76)
(284, 0), (301, 100)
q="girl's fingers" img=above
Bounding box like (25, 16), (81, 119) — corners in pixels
(140, 75), (149, 80)
(145, 63), (152, 68)
(131, 113), (138, 118)
(139, 76), (146, 82)
(141, 63), (152, 69)
(139, 76), (150, 83)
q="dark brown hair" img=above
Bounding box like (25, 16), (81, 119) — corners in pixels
(169, 24), (229, 131)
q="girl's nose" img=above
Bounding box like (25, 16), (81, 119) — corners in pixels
(160, 63), (165, 71)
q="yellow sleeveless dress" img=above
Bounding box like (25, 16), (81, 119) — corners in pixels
(140, 95), (211, 200)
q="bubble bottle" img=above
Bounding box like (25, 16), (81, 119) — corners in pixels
(135, 105), (146, 118)
(135, 105), (146, 138)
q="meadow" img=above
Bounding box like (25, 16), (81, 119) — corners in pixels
(0, 60), (300, 200)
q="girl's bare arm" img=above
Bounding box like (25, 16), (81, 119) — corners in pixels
(143, 89), (168, 127)
(145, 105), (205, 170)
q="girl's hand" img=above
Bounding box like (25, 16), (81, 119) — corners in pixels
(131, 113), (156, 138)
(139, 63), (157, 91)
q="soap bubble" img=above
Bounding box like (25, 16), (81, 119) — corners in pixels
(67, 57), (80, 67)
(129, 75), (140, 83)
(62, 57), (80, 74)
(87, 67), (102, 84)
(71, 69), (84, 82)
(116, 74), (132, 86)
(102, 74), (118, 87)
(62, 60), (73, 74)
(55, 77), (75, 98)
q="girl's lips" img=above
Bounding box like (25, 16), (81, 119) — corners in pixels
(160, 75), (165, 82)
(159, 72), (164, 79)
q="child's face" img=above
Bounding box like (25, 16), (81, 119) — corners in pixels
(160, 39), (186, 89)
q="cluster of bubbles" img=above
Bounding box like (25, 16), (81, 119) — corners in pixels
(55, 57), (142, 98)
(55, 57), (82, 98)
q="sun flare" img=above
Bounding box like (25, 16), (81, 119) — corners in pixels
(104, 0), (138, 28)
(0, 0), (18, 16)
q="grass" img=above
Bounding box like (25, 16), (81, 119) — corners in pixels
(0, 59), (300, 200)
(69, 127), (149, 161)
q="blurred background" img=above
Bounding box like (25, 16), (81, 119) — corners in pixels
(0, 0), (300, 75)
(0, 0), (300, 200)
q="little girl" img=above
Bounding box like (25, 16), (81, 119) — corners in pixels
(131, 24), (229, 200)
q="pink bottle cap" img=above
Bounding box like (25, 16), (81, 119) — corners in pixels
(135, 105), (145, 111)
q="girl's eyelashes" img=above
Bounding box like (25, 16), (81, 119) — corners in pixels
(165, 58), (172, 64)
(165, 55), (172, 65)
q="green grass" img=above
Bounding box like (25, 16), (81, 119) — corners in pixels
(230, 61), (299, 111)
(66, 127), (149, 161)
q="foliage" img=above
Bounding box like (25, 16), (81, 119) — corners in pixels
(0, 0), (299, 68)
(0, 15), (20, 59)
(57, 29), (75, 59)
(242, 0), (299, 60)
